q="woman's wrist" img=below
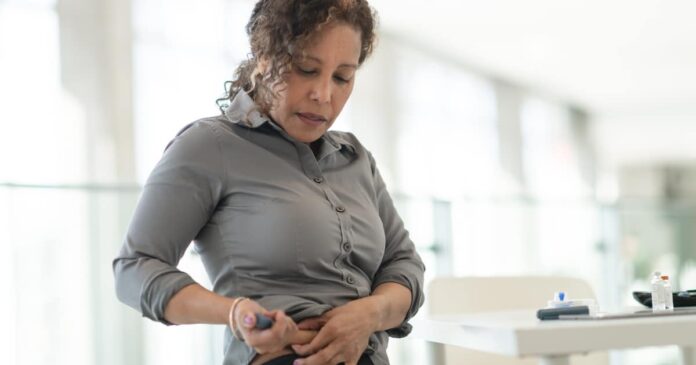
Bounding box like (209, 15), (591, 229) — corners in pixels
(229, 297), (249, 340)
(165, 284), (242, 325)
(360, 295), (388, 332)
(368, 283), (412, 331)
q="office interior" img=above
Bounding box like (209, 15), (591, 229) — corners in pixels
(1, 0), (695, 364)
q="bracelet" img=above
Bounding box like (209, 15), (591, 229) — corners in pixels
(228, 297), (249, 341)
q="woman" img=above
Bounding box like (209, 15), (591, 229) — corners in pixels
(113, 1), (425, 364)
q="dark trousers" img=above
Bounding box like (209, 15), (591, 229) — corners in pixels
(263, 353), (374, 365)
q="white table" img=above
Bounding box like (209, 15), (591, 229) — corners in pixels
(411, 309), (696, 365)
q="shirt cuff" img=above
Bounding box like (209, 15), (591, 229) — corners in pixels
(141, 271), (197, 325)
(372, 267), (424, 338)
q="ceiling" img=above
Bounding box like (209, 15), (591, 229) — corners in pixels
(372, 0), (696, 117)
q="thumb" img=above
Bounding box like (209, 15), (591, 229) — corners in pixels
(241, 311), (256, 329)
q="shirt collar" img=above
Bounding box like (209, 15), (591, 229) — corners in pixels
(224, 90), (356, 154)
(223, 90), (270, 128)
(323, 132), (356, 154)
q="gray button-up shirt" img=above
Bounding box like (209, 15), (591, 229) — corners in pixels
(113, 91), (425, 364)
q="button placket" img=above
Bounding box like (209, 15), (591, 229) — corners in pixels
(307, 148), (356, 288)
(291, 135), (361, 291)
(335, 206), (355, 286)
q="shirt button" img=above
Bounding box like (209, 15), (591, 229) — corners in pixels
(346, 275), (355, 284)
(313, 177), (323, 183)
(342, 242), (351, 252)
(335, 206), (346, 213)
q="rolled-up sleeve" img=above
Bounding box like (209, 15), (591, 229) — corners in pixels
(113, 121), (226, 324)
(368, 153), (426, 338)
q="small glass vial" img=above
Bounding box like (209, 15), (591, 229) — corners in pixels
(651, 271), (666, 312)
(661, 274), (674, 311)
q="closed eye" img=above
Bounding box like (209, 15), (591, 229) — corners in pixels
(298, 67), (317, 76)
(334, 75), (350, 84)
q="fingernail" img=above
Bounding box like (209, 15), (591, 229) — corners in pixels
(244, 315), (253, 326)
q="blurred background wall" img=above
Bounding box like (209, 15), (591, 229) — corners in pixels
(1, 0), (695, 364)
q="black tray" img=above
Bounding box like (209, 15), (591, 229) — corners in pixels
(632, 289), (696, 308)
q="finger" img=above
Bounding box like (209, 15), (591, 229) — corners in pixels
(273, 311), (297, 333)
(332, 347), (362, 365)
(297, 317), (325, 330)
(239, 311), (256, 329)
(331, 343), (360, 365)
(265, 309), (283, 319)
(288, 329), (318, 345)
(248, 311), (297, 346)
(265, 310), (295, 329)
(288, 318), (298, 333)
(245, 327), (285, 353)
(294, 342), (341, 365)
(247, 310), (288, 335)
(325, 353), (345, 365)
(326, 353), (344, 365)
(292, 325), (334, 356)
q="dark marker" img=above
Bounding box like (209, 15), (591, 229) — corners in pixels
(255, 313), (274, 329)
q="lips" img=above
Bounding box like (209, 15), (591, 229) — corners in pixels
(296, 112), (327, 126)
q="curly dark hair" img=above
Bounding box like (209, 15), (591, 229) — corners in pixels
(216, 0), (377, 116)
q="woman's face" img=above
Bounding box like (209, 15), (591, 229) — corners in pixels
(269, 22), (362, 143)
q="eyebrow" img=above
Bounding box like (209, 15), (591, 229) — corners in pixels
(302, 55), (358, 69)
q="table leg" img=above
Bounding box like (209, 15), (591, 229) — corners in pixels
(539, 355), (570, 365)
(426, 342), (445, 365)
(682, 346), (696, 365)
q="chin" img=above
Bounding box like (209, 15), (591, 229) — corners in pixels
(295, 134), (322, 143)
(291, 129), (326, 143)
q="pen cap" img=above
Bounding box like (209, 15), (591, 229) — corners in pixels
(547, 298), (598, 314)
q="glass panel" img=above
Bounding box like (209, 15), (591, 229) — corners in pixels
(132, 0), (253, 182)
(392, 43), (499, 199)
(0, 1), (87, 185)
(0, 184), (140, 365)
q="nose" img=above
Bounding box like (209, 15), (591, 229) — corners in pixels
(309, 76), (332, 104)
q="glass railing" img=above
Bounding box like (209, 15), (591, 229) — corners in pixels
(1, 182), (142, 365)
(3, 183), (693, 365)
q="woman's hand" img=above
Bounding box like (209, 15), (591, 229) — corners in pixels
(231, 299), (317, 354)
(290, 298), (382, 365)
